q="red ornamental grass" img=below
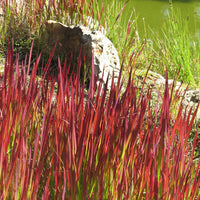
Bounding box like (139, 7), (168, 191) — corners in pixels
(1, 0), (97, 40)
(0, 44), (200, 199)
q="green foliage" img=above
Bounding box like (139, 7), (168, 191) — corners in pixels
(153, 8), (200, 87)
(98, 0), (142, 68)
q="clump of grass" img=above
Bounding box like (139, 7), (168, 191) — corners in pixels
(0, 40), (200, 199)
(99, 0), (141, 66)
(99, 1), (200, 88)
(151, 8), (200, 87)
(0, 1), (200, 198)
(1, 0), (200, 88)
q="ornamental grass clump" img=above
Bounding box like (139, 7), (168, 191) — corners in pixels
(153, 9), (200, 87)
(0, 42), (200, 199)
